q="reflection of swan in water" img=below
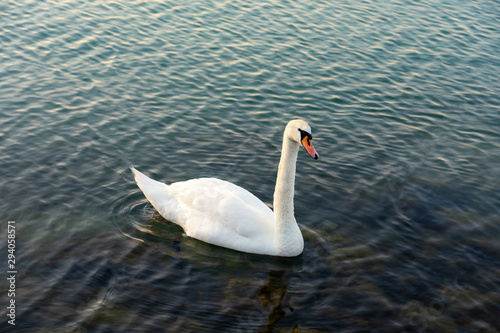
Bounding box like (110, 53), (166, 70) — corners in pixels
(226, 268), (298, 332)
(257, 270), (297, 332)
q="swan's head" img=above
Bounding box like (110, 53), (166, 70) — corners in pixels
(285, 119), (319, 160)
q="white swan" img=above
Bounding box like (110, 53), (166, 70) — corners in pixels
(131, 119), (319, 257)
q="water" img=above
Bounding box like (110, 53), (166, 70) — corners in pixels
(1, 0), (500, 331)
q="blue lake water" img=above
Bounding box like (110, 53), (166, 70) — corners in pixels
(1, 0), (500, 331)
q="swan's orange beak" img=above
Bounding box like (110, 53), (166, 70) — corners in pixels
(301, 136), (319, 160)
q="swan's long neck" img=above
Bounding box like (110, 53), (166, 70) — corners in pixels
(273, 134), (303, 254)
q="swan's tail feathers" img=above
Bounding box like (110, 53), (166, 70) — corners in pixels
(130, 167), (174, 219)
(131, 167), (169, 194)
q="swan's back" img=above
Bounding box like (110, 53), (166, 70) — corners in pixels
(131, 167), (278, 255)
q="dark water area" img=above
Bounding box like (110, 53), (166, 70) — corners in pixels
(1, 0), (500, 332)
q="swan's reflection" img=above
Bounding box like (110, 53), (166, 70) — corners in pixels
(256, 270), (298, 333)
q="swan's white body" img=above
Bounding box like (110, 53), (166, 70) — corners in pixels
(132, 119), (318, 257)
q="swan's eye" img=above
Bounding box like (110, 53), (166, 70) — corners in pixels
(298, 129), (312, 142)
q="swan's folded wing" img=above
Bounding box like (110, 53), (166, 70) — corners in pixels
(132, 171), (278, 255)
(169, 178), (276, 254)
